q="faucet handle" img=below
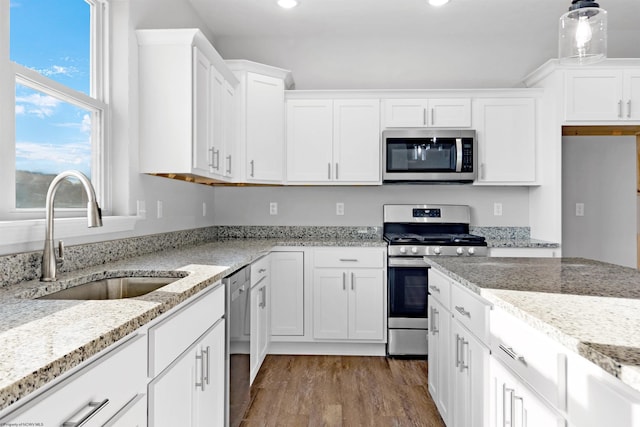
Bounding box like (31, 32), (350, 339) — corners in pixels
(57, 240), (65, 266)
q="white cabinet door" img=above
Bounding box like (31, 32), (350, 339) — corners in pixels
(475, 98), (536, 184)
(150, 320), (225, 427)
(451, 321), (489, 427)
(194, 320), (226, 427)
(313, 269), (349, 339)
(428, 297), (452, 426)
(383, 99), (429, 127)
(270, 252), (304, 336)
(246, 72), (285, 183)
(222, 80), (236, 178)
(490, 357), (565, 427)
(192, 46), (213, 176)
(348, 269), (384, 340)
(429, 98), (472, 127)
(333, 99), (381, 183)
(250, 277), (270, 384)
(624, 70), (640, 121)
(565, 70), (624, 121)
(286, 100), (333, 182)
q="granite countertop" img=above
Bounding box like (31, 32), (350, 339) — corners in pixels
(485, 237), (559, 249)
(0, 237), (386, 411)
(423, 256), (640, 393)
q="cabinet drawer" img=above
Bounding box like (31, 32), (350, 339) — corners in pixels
(428, 269), (451, 309)
(149, 283), (224, 376)
(314, 248), (385, 268)
(451, 282), (490, 343)
(4, 334), (146, 425)
(251, 255), (270, 287)
(491, 308), (567, 411)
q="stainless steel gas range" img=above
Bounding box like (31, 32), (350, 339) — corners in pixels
(384, 204), (487, 357)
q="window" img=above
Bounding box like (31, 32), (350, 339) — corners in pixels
(6, 0), (108, 214)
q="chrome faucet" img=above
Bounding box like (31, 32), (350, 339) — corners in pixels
(41, 170), (103, 282)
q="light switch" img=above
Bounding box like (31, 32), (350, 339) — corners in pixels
(493, 202), (503, 216)
(270, 202), (278, 215)
(336, 202), (345, 216)
(576, 203), (584, 216)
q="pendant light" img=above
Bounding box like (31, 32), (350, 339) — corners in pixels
(559, 0), (607, 65)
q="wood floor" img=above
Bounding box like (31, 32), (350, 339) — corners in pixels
(240, 355), (446, 427)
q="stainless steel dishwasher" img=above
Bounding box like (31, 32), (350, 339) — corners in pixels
(224, 266), (251, 427)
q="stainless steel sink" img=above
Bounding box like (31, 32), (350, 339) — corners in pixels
(38, 276), (178, 300)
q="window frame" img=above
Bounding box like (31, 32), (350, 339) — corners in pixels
(4, 0), (110, 220)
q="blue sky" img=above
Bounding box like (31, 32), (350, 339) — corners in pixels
(10, 0), (92, 177)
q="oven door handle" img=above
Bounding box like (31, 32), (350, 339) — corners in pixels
(388, 258), (429, 268)
(455, 138), (463, 172)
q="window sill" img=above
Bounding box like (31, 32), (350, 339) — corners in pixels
(0, 216), (139, 246)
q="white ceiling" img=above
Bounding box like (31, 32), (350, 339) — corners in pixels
(187, 0), (640, 89)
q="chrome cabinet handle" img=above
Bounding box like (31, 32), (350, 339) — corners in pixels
(455, 334), (461, 368)
(328, 163), (331, 180)
(195, 351), (205, 390)
(430, 307), (439, 334)
(226, 155), (232, 174)
(258, 268), (267, 274)
(342, 272), (346, 290)
(423, 108), (427, 126)
(204, 345), (211, 385)
(431, 107), (435, 126)
(499, 344), (527, 365)
(259, 286), (266, 308)
(429, 285), (440, 293)
(339, 258), (358, 262)
(480, 163), (486, 180)
(455, 137), (463, 172)
(335, 163), (339, 180)
(250, 160), (255, 177)
(503, 385), (514, 427)
(628, 100), (632, 118)
(455, 305), (471, 318)
(213, 148), (220, 170)
(619, 100), (623, 118)
(208, 147), (214, 168)
(62, 399), (109, 427)
(459, 337), (469, 371)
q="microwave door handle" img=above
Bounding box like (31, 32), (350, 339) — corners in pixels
(455, 138), (463, 172)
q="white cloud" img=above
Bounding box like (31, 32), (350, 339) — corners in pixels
(15, 105), (25, 115)
(16, 141), (91, 168)
(15, 93), (61, 118)
(37, 65), (79, 78)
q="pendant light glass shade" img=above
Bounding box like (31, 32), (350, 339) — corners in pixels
(559, 1), (607, 65)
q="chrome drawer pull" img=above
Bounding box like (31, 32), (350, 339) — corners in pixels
(196, 351), (205, 391)
(258, 268), (267, 273)
(62, 399), (109, 426)
(339, 258), (358, 262)
(455, 334), (461, 368)
(499, 344), (527, 365)
(429, 285), (440, 293)
(455, 305), (471, 318)
(204, 345), (211, 385)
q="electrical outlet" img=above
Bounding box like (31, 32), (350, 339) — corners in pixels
(269, 202), (278, 215)
(493, 202), (503, 216)
(336, 202), (345, 216)
(202, 202), (207, 217)
(157, 200), (163, 219)
(576, 203), (585, 217)
(136, 200), (146, 219)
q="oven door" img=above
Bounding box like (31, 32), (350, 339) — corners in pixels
(388, 257), (429, 329)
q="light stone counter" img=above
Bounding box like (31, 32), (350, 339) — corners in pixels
(0, 237), (386, 411)
(423, 256), (640, 393)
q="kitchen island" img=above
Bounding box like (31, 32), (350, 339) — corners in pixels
(424, 256), (640, 427)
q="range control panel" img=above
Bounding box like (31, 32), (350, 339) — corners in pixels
(412, 208), (441, 218)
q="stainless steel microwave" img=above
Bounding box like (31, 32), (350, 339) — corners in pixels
(382, 128), (476, 183)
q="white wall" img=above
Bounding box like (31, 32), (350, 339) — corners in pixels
(212, 185), (529, 227)
(562, 136), (637, 268)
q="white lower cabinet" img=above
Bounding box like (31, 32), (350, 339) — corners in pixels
(490, 357), (565, 427)
(2, 334), (147, 426)
(451, 320), (490, 427)
(250, 255), (271, 384)
(427, 296), (452, 425)
(270, 251), (304, 336)
(149, 319), (225, 427)
(312, 248), (386, 341)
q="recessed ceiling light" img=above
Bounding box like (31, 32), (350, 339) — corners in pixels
(278, 0), (299, 9)
(428, 0), (450, 6)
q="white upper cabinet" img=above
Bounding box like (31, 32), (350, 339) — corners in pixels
(383, 98), (471, 128)
(137, 29), (238, 182)
(286, 98), (380, 185)
(474, 97), (537, 185)
(565, 68), (640, 122)
(227, 61), (293, 184)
